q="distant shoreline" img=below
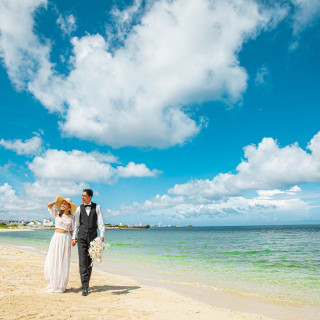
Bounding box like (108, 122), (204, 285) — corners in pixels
(0, 227), (54, 232)
(0, 226), (152, 232)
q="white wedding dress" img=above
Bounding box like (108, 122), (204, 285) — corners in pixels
(44, 208), (75, 293)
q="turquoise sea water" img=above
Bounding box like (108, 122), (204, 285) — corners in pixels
(1, 225), (320, 309)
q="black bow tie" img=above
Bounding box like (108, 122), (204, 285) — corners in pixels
(84, 204), (91, 208)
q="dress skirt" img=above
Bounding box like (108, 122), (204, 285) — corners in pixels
(44, 232), (71, 293)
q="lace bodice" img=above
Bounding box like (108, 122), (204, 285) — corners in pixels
(48, 208), (75, 232)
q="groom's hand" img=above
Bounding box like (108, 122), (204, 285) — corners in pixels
(100, 237), (104, 242)
(72, 239), (77, 246)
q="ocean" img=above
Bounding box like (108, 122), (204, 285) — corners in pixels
(1, 225), (319, 317)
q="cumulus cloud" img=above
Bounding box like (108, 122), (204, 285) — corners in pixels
(0, 0), (280, 148)
(0, 0), (53, 91)
(28, 149), (160, 183)
(1, 145), (160, 218)
(117, 162), (161, 177)
(28, 149), (116, 182)
(24, 179), (85, 199)
(257, 186), (302, 198)
(170, 132), (320, 198)
(58, 0), (273, 148)
(0, 1), (318, 148)
(106, 0), (145, 46)
(106, 188), (309, 220)
(56, 14), (77, 36)
(0, 134), (43, 156)
(106, 193), (186, 218)
(0, 183), (43, 219)
(106, 133), (320, 220)
(0, 181), (83, 220)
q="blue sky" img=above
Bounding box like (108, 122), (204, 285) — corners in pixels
(1, 0), (320, 226)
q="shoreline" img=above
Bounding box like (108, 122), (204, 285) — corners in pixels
(98, 258), (320, 320)
(1, 229), (319, 319)
(0, 244), (278, 320)
(1, 230), (320, 320)
(0, 227), (54, 232)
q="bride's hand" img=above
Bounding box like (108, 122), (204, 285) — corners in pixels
(47, 200), (56, 209)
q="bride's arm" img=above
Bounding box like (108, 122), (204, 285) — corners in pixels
(47, 200), (56, 209)
(47, 201), (58, 218)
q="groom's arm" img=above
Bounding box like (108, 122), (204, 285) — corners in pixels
(97, 204), (105, 242)
(72, 206), (80, 246)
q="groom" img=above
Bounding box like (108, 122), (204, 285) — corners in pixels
(72, 189), (105, 296)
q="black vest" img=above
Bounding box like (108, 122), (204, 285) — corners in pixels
(79, 203), (98, 233)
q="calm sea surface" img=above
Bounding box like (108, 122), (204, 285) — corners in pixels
(1, 225), (319, 307)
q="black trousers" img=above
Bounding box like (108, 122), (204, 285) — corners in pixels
(77, 230), (97, 289)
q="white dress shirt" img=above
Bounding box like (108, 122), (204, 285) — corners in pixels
(72, 202), (105, 240)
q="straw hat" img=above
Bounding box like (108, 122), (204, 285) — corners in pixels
(55, 196), (77, 214)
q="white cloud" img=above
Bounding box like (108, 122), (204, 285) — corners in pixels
(0, 0), (54, 92)
(107, 193), (186, 217)
(174, 196), (309, 219)
(106, 0), (144, 46)
(170, 131), (320, 198)
(254, 65), (270, 86)
(0, 0), (279, 148)
(56, 14), (76, 36)
(0, 1), (318, 149)
(106, 190), (310, 220)
(291, 0), (320, 35)
(107, 132), (320, 220)
(257, 189), (285, 198)
(0, 183), (43, 219)
(58, 0), (270, 148)
(0, 181), (83, 220)
(24, 179), (85, 199)
(117, 161), (161, 178)
(288, 185), (301, 192)
(28, 149), (116, 183)
(0, 134), (43, 156)
(257, 185), (301, 198)
(28, 149), (160, 183)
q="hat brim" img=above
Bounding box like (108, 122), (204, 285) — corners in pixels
(55, 196), (77, 214)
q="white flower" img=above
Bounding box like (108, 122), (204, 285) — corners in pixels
(88, 237), (110, 265)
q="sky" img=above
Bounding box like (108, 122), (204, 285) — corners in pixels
(0, 0), (320, 226)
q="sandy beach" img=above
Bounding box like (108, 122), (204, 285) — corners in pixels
(0, 244), (278, 320)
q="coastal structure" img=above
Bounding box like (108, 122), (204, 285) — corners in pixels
(0, 218), (55, 229)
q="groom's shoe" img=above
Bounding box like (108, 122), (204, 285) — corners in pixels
(82, 288), (89, 296)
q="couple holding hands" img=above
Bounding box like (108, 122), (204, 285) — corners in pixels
(44, 189), (105, 296)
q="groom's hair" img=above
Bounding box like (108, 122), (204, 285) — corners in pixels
(83, 189), (93, 198)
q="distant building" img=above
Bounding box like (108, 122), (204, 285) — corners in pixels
(43, 218), (54, 227)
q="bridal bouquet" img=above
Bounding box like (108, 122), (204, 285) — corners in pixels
(88, 237), (110, 264)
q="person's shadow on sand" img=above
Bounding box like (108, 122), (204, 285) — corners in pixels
(67, 285), (140, 295)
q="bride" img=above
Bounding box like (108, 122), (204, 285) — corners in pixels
(44, 196), (77, 293)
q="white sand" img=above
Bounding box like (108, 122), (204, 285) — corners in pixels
(0, 245), (277, 320)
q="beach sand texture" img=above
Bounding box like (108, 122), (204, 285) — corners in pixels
(0, 245), (276, 320)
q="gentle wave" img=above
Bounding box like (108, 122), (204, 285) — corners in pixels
(1, 225), (320, 306)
